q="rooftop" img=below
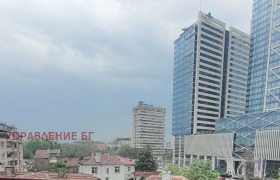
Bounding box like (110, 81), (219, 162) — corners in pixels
(34, 149), (60, 159)
(0, 172), (98, 179)
(80, 154), (135, 166)
(60, 158), (79, 167)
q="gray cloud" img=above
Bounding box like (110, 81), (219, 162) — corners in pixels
(0, 0), (252, 142)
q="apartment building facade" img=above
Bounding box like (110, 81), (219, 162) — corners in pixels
(172, 11), (250, 166)
(132, 101), (165, 161)
(0, 123), (23, 172)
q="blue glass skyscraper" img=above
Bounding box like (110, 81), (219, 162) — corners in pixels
(173, 12), (250, 166)
(247, 0), (280, 114)
(173, 24), (196, 136)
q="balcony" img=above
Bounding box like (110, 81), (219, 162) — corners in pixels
(7, 152), (18, 161)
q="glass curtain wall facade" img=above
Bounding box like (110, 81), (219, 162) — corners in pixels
(173, 23), (196, 167)
(214, 110), (280, 177)
(172, 11), (250, 166)
(172, 24), (196, 136)
(173, 12), (226, 137)
(215, 110), (280, 159)
(264, 0), (280, 111)
(247, 0), (280, 114)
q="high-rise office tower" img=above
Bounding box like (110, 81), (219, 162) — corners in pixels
(247, 0), (280, 114)
(172, 11), (250, 166)
(132, 101), (166, 160)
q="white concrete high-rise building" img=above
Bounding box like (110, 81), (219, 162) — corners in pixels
(132, 101), (165, 160)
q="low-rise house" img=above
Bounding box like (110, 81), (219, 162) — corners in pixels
(0, 172), (98, 179)
(34, 149), (61, 171)
(61, 158), (79, 173)
(79, 153), (135, 180)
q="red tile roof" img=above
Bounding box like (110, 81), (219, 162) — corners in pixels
(60, 158), (79, 167)
(34, 149), (60, 159)
(0, 172), (98, 179)
(80, 154), (135, 166)
(134, 171), (159, 178)
(114, 155), (135, 165)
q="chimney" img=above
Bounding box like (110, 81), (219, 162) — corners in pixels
(95, 153), (101, 163)
(161, 171), (172, 180)
(95, 152), (101, 158)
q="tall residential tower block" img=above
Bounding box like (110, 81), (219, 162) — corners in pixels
(132, 101), (165, 160)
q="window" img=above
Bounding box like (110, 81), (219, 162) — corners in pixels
(128, 167), (130, 172)
(92, 167), (98, 174)
(106, 168), (109, 174)
(115, 166), (120, 173)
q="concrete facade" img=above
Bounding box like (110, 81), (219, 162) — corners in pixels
(222, 27), (250, 118)
(132, 101), (165, 161)
(0, 123), (23, 172)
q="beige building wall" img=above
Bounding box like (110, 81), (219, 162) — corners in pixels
(132, 101), (166, 160)
(0, 123), (23, 172)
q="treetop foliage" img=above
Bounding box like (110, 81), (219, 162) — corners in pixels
(135, 146), (157, 171)
(166, 160), (219, 180)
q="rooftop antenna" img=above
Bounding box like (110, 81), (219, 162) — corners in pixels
(200, 0), (202, 12)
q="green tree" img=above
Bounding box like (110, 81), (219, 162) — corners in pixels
(116, 145), (138, 159)
(108, 147), (118, 155)
(166, 161), (219, 180)
(135, 146), (157, 171)
(23, 140), (61, 159)
(165, 164), (187, 177)
(61, 140), (96, 159)
(185, 160), (219, 180)
(61, 143), (78, 158)
(50, 161), (66, 173)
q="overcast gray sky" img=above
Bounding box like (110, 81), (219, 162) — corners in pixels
(0, 0), (252, 143)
